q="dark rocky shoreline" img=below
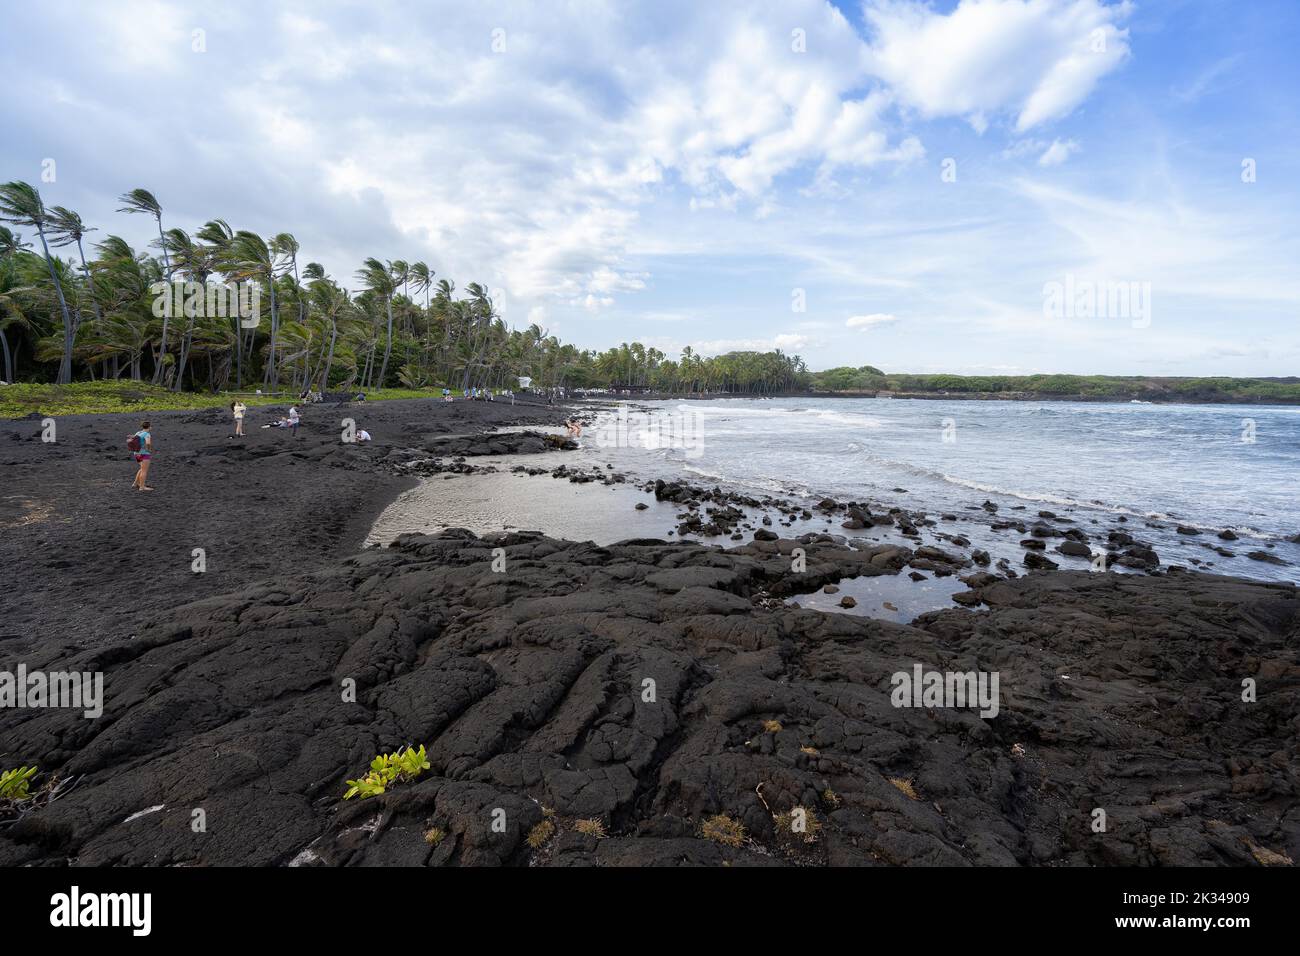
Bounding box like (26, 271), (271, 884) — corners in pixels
(2, 530), (1296, 866)
(1, 396), (1297, 866)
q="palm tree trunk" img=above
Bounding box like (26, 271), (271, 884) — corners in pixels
(0, 327), (13, 382)
(265, 276), (280, 389)
(173, 317), (195, 391)
(377, 297), (394, 388)
(232, 311), (243, 389)
(321, 319), (337, 390)
(34, 223), (75, 384)
(152, 219), (173, 384)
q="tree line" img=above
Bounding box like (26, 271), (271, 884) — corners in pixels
(812, 366), (1300, 403)
(0, 181), (809, 396)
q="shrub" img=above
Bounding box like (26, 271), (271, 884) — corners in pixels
(343, 745), (430, 800)
(574, 818), (607, 839)
(526, 819), (555, 849)
(0, 766), (36, 801)
(700, 814), (747, 847)
(774, 805), (821, 842)
(888, 777), (919, 800)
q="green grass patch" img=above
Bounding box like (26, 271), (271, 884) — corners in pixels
(0, 381), (448, 419)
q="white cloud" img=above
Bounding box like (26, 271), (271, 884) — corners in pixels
(1038, 138), (1081, 166)
(846, 313), (899, 329)
(692, 334), (810, 355)
(863, 0), (1131, 131)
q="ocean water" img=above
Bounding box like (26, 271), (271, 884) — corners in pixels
(572, 397), (1300, 584)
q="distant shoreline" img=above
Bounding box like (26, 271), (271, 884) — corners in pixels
(595, 390), (1300, 407)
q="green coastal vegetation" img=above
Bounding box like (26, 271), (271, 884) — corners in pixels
(0, 180), (807, 415)
(811, 366), (1300, 403)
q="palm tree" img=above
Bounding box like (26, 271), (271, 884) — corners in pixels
(305, 265), (349, 391)
(228, 231), (282, 388)
(271, 232), (304, 328)
(159, 228), (216, 390)
(47, 207), (103, 335)
(0, 232), (34, 382)
(195, 219), (244, 387)
(0, 182), (78, 383)
(117, 188), (172, 382)
(356, 257), (396, 388)
(409, 261), (433, 367)
(461, 282), (496, 389)
(409, 261), (433, 310)
(91, 235), (158, 380)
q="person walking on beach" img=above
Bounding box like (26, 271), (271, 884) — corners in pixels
(288, 405), (300, 437)
(231, 400), (246, 437)
(130, 420), (153, 491)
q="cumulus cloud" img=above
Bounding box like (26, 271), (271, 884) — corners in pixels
(0, 0), (1163, 370)
(863, 0), (1131, 131)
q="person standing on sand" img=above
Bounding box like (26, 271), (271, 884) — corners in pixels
(131, 420), (153, 491)
(231, 400), (246, 437)
(288, 405), (300, 437)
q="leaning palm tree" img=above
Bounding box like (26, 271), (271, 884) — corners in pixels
(195, 219), (246, 387)
(355, 257), (396, 388)
(118, 188), (173, 382)
(0, 252), (34, 382)
(462, 282), (496, 389)
(408, 261), (433, 366)
(271, 232), (305, 330)
(47, 206), (103, 332)
(409, 261), (432, 309)
(305, 272), (348, 391)
(159, 228), (216, 390)
(0, 182), (77, 383)
(228, 231), (282, 388)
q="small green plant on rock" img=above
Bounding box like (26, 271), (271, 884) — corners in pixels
(0, 766), (66, 824)
(343, 745), (430, 800)
(0, 766), (37, 801)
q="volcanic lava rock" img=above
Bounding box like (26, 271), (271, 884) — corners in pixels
(1056, 541), (1092, 558)
(2, 533), (1296, 869)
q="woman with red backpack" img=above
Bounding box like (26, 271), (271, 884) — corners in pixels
(129, 421), (153, 491)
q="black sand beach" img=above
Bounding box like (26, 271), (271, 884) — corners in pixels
(1, 396), (1297, 867)
(0, 397), (568, 647)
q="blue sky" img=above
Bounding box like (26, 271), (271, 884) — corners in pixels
(3, 0), (1297, 375)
